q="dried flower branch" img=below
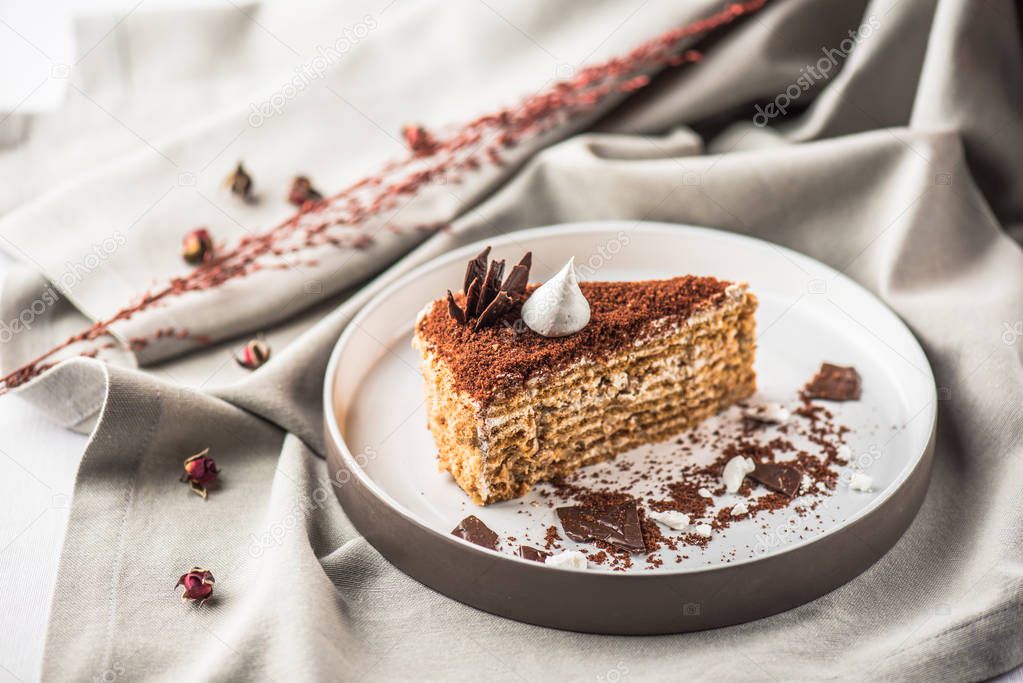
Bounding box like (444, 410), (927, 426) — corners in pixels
(0, 0), (768, 396)
(402, 124), (440, 157)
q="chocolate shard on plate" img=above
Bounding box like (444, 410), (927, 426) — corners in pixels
(804, 363), (861, 401)
(518, 545), (550, 563)
(556, 501), (646, 553)
(474, 291), (514, 331)
(464, 247), (491, 295)
(451, 515), (500, 550)
(464, 277), (482, 322)
(749, 462), (802, 498)
(446, 290), (465, 325)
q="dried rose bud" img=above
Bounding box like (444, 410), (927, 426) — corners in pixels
(235, 338), (270, 370)
(402, 124), (439, 157)
(287, 176), (323, 207)
(180, 447), (218, 498)
(226, 162), (253, 200)
(182, 228), (214, 265)
(176, 567), (214, 606)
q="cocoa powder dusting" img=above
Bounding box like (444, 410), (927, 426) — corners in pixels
(417, 277), (731, 403)
(505, 370), (869, 571)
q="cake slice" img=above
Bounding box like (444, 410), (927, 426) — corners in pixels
(412, 249), (758, 505)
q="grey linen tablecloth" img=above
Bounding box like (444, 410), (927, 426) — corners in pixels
(1, 0), (1022, 679)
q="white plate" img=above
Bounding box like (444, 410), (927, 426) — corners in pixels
(324, 222), (936, 631)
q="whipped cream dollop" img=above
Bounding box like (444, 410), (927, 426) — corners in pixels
(742, 402), (791, 426)
(545, 550), (588, 570)
(849, 472), (873, 492)
(521, 257), (591, 337)
(722, 456), (756, 493)
(647, 510), (691, 531)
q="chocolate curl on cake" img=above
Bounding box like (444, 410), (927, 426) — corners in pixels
(464, 277), (482, 320)
(447, 247), (532, 330)
(446, 291), (466, 325)
(502, 252), (532, 297)
(464, 247), (491, 294)
(478, 259), (505, 316)
(475, 291), (514, 331)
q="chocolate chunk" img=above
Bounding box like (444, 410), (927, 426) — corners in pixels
(442, 247), (537, 330)
(518, 545), (550, 563)
(474, 291), (514, 331)
(478, 259), (506, 316)
(556, 501), (646, 553)
(749, 463), (802, 498)
(446, 290), (465, 324)
(742, 417), (768, 433)
(451, 515), (499, 550)
(804, 363), (861, 401)
(463, 247), (491, 294)
(501, 252), (532, 297)
(464, 277), (481, 322)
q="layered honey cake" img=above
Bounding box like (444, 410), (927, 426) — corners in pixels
(412, 247), (758, 505)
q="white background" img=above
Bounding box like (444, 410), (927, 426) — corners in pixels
(0, 252), (82, 682)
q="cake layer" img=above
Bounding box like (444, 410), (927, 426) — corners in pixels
(414, 278), (757, 504)
(415, 276), (735, 406)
